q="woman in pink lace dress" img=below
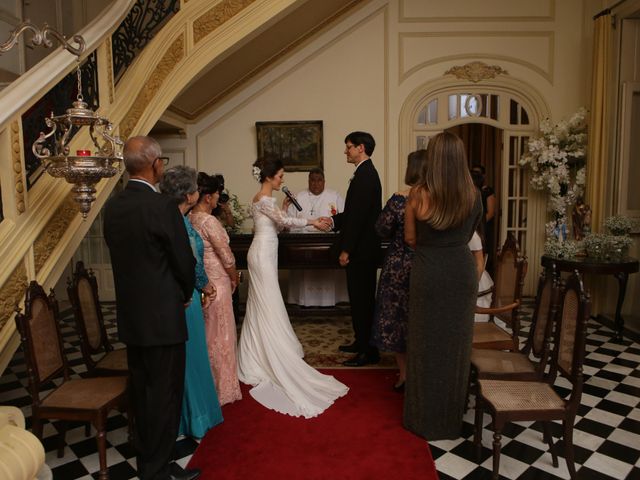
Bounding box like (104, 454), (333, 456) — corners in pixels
(189, 172), (242, 405)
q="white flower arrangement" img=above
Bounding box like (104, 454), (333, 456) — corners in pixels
(544, 237), (582, 259)
(520, 107), (588, 237)
(252, 166), (261, 182)
(604, 215), (634, 236)
(224, 191), (249, 232)
(584, 232), (633, 260)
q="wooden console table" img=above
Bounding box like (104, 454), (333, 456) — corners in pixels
(541, 255), (639, 342)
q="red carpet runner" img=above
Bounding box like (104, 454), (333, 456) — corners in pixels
(189, 369), (439, 479)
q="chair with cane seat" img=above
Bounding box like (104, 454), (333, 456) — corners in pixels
(470, 266), (560, 382)
(473, 272), (590, 480)
(15, 281), (128, 480)
(472, 233), (528, 351)
(67, 261), (127, 376)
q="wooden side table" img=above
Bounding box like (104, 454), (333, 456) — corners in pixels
(541, 255), (639, 342)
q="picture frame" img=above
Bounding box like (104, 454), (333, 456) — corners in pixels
(255, 120), (323, 172)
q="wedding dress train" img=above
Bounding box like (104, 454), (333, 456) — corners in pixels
(237, 196), (348, 418)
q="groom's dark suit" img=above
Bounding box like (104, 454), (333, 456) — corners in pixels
(332, 159), (382, 355)
(104, 180), (195, 480)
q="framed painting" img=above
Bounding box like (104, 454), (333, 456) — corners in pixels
(255, 120), (323, 172)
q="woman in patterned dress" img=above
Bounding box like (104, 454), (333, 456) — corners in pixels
(371, 150), (426, 391)
(189, 172), (242, 406)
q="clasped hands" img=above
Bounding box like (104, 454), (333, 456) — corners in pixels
(201, 284), (217, 307)
(312, 216), (333, 232)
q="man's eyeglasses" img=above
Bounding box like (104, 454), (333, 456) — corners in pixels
(154, 156), (170, 167)
(345, 144), (358, 150)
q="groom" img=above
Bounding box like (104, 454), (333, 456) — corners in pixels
(328, 131), (382, 366)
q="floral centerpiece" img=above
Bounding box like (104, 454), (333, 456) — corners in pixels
(519, 108), (588, 256)
(604, 215), (633, 236)
(544, 236), (582, 259)
(583, 233), (633, 260)
(582, 215), (636, 260)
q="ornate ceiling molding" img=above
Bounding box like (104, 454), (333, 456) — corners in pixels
(33, 193), (78, 273)
(0, 262), (27, 330)
(444, 61), (508, 83)
(193, 0), (256, 44)
(120, 33), (185, 139)
(10, 121), (25, 214)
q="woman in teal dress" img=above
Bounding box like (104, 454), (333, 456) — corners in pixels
(160, 165), (223, 438)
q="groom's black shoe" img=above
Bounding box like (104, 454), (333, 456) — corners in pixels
(343, 352), (380, 367)
(169, 463), (200, 480)
(338, 342), (358, 353)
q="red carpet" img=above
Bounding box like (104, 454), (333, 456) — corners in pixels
(188, 369), (439, 480)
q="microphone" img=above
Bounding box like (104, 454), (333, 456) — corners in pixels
(282, 186), (302, 211)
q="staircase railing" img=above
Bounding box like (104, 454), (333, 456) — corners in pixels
(0, 0), (303, 374)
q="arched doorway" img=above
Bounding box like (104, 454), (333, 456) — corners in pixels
(399, 80), (549, 294)
(446, 123), (502, 275)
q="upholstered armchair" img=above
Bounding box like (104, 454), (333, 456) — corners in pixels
(0, 406), (48, 480)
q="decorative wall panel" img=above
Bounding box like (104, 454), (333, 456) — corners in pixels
(120, 34), (185, 138)
(33, 194), (78, 273)
(10, 121), (25, 214)
(399, 0), (554, 22)
(193, 0), (255, 44)
(106, 41), (114, 104)
(445, 61), (508, 83)
(399, 32), (553, 83)
(0, 262), (27, 330)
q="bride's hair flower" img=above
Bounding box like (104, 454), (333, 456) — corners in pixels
(252, 165), (262, 182)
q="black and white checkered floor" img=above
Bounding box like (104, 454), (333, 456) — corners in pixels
(1, 300), (639, 479)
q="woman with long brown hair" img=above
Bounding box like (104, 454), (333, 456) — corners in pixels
(403, 131), (482, 440)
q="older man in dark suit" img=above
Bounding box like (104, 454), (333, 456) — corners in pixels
(104, 136), (198, 480)
(329, 131), (382, 366)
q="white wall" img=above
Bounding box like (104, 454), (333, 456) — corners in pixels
(185, 0), (593, 226)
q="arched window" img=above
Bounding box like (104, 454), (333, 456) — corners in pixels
(411, 90), (535, 258)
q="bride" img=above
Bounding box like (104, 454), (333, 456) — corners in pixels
(237, 156), (349, 418)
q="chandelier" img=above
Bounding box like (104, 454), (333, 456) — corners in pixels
(2, 21), (123, 218)
(32, 65), (123, 217)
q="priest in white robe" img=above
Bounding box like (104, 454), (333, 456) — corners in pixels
(287, 168), (349, 307)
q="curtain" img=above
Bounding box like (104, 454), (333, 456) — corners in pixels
(586, 12), (612, 233)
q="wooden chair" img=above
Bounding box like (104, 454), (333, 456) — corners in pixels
(470, 266), (560, 382)
(473, 272), (590, 480)
(15, 281), (129, 480)
(472, 233), (528, 351)
(67, 261), (127, 376)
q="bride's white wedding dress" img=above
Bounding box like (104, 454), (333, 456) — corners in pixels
(237, 196), (348, 418)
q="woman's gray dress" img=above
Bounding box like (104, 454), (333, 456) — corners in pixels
(403, 198), (482, 440)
